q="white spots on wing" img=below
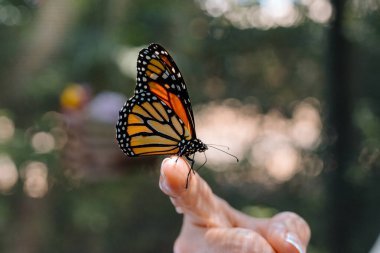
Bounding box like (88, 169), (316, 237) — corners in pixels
(142, 77), (147, 82)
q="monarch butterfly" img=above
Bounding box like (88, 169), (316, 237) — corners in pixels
(116, 43), (208, 184)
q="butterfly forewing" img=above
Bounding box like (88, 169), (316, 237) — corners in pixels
(136, 44), (196, 136)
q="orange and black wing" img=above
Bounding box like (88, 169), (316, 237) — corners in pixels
(116, 44), (196, 157)
(136, 43), (196, 136)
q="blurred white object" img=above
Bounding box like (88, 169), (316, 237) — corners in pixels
(87, 91), (126, 124)
(370, 234), (380, 253)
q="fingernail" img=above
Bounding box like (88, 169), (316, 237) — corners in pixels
(161, 157), (172, 167)
(159, 159), (176, 196)
(159, 173), (172, 195)
(159, 162), (169, 191)
(174, 206), (183, 214)
(286, 233), (304, 253)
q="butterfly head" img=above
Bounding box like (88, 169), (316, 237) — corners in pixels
(182, 138), (208, 156)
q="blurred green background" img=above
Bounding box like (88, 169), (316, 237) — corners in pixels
(0, 0), (379, 252)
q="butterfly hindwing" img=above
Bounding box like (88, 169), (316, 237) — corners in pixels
(116, 88), (191, 156)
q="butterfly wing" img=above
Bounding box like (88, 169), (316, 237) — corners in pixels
(116, 44), (196, 157)
(116, 93), (192, 156)
(136, 43), (196, 137)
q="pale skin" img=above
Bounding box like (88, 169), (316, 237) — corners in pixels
(159, 157), (311, 253)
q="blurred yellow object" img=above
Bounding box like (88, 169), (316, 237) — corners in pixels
(60, 84), (89, 111)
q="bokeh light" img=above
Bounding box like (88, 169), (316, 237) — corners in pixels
(196, 99), (261, 170)
(0, 154), (18, 193)
(290, 99), (322, 149)
(0, 2), (22, 26)
(196, 98), (322, 183)
(22, 161), (49, 198)
(265, 144), (300, 182)
(196, 0), (332, 29)
(31, 131), (56, 153)
(116, 46), (144, 79)
(50, 126), (68, 150)
(307, 0), (333, 24)
(60, 84), (91, 111)
(0, 115), (15, 143)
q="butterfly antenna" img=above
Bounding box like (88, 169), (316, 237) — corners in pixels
(208, 146), (239, 162)
(206, 144), (230, 150)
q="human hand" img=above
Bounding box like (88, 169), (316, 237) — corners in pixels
(159, 157), (311, 253)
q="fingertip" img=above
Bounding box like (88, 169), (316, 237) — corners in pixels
(159, 156), (191, 196)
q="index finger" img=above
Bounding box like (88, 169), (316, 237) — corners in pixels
(159, 156), (232, 227)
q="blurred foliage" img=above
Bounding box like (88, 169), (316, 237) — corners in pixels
(0, 0), (379, 252)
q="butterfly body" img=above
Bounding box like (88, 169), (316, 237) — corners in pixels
(116, 43), (207, 162)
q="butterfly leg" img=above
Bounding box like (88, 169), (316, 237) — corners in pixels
(185, 154), (195, 189)
(175, 145), (187, 163)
